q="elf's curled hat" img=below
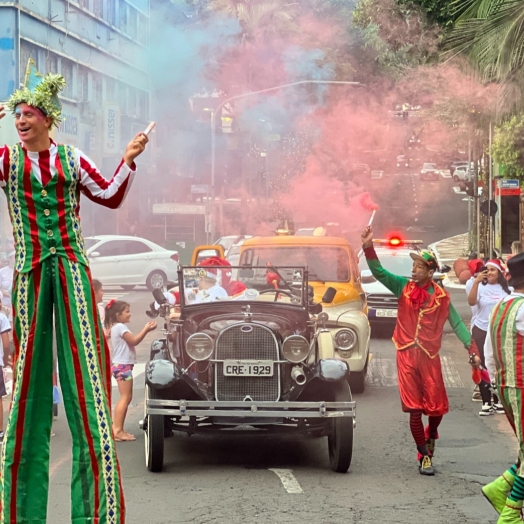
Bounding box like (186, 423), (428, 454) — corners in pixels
(7, 59), (65, 127)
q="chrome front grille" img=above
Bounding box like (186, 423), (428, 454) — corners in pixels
(215, 323), (280, 402)
(367, 294), (398, 309)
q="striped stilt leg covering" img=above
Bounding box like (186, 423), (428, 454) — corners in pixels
(0, 257), (125, 523)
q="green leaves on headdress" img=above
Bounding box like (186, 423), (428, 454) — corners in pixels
(7, 59), (65, 128)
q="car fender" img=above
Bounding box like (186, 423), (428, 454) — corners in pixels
(145, 359), (177, 389)
(316, 358), (350, 382)
(331, 309), (370, 360)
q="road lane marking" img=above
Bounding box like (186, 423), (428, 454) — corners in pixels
(269, 468), (303, 494)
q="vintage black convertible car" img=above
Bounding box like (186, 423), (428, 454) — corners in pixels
(140, 265), (356, 473)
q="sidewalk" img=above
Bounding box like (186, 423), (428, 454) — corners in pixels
(429, 232), (469, 289)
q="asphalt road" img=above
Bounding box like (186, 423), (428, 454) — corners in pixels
(26, 172), (518, 523)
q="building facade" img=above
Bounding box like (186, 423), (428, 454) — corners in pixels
(0, 0), (150, 238)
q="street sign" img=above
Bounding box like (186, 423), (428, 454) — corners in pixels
(500, 179), (519, 188)
(191, 184), (209, 194)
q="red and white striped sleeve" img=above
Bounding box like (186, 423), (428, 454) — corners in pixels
(76, 149), (136, 209)
(0, 146), (9, 189)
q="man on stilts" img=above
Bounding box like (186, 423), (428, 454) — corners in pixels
(361, 226), (480, 475)
(483, 252), (524, 523)
(0, 60), (148, 523)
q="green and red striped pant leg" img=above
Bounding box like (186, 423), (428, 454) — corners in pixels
(499, 386), (524, 477)
(0, 257), (125, 523)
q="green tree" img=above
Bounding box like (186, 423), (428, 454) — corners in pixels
(491, 114), (524, 179)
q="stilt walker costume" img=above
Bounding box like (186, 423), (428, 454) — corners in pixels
(0, 60), (148, 523)
(361, 227), (479, 476)
(482, 252), (524, 524)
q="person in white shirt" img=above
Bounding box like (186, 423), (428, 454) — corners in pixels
(0, 312), (11, 441)
(104, 300), (156, 442)
(466, 259), (484, 402)
(468, 259), (510, 415)
(0, 252), (14, 319)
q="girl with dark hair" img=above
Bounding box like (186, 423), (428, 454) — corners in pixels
(105, 300), (156, 441)
(467, 260), (510, 416)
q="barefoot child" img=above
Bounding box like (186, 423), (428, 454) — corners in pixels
(104, 300), (156, 442)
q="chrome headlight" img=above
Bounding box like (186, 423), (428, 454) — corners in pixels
(282, 335), (310, 363)
(186, 333), (214, 361)
(335, 329), (357, 351)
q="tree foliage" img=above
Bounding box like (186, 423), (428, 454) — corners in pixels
(491, 115), (524, 179)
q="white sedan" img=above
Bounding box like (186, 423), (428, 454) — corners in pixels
(84, 235), (179, 290)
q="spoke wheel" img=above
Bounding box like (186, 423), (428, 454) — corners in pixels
(328, 380), (353, 473)
(144, 385), (164, 472)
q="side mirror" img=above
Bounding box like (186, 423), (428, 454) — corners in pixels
(440, 264), (451, 274)
(308, 285), (315, 300)
(321, 287), (337, 304)
(89, 251), (100, 258)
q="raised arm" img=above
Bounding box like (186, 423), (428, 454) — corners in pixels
(361, 226), (408, 297)
(77, 132), (148, 209)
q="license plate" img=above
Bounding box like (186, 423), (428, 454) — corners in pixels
(375, 309), (397, 318)
(223, 360), (274, 377)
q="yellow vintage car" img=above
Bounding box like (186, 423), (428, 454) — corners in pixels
(237, 235), (370, 393)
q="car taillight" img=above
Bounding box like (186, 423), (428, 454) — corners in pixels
(171, 254), (179, 263)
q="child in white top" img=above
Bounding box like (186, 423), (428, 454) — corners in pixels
(104, 300), (156, 442)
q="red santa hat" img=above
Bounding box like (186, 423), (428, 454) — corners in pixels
(486, 259), (504, 273)
(467, 259), (484, 276)
(198, 256), (232, 287)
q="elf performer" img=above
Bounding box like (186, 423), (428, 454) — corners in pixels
(482, 252), (524, 524)
(361, 226), (480, 475)
(0, 60), (148, 523)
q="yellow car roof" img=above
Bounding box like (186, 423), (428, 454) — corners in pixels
(242, 236), (352, 248)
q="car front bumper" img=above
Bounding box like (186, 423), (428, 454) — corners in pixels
(146, 399), (356, 419)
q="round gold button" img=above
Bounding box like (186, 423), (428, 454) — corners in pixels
(50, 247), (56, 254)
(41, 190), (47, 197)
(47, 230), (53, 237)
(44, 209), (50, 216)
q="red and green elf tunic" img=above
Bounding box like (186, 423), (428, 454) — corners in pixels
(486, 294), (524, 475)
(364, 246), (474, 415)
(0, 140), (135, 524)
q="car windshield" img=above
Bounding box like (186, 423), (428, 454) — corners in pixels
(180, 266), (305, 306)
(240, 246), (352, 282)
(359, 253), (413, 277)
(422, 163), (437, 170)
(84, 238), (99, 251)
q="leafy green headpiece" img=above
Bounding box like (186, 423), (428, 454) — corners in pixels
(7, 59), (65, 128)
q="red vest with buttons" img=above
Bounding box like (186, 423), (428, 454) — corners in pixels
(393, 281), (450, 358)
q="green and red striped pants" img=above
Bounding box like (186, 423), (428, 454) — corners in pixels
(499, 386), (524, 477)
(0, 257), (125, 523)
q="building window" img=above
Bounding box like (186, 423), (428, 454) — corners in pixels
(93, 0), (103, 18)
(61, 59), (74, 99)
(107, 0), (116, 25)
(105, 77), (115, 102)
(119, 0), (127, 32)
(45, 52), (58, 74)
(78, 67), (89, 101)
(94, 74), (103, 103)
(118, 82), (127, 112)
(127, 87), (136, 117)
(129, 7), (138, 39)
(19, 42), (38, 85)
(138, 13), (148, 45)
(79, 0), (90, 9)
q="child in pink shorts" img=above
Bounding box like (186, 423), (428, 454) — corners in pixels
(105, 300), (156, 442)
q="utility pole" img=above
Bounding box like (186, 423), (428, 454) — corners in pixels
(488, 122), (494, 258)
